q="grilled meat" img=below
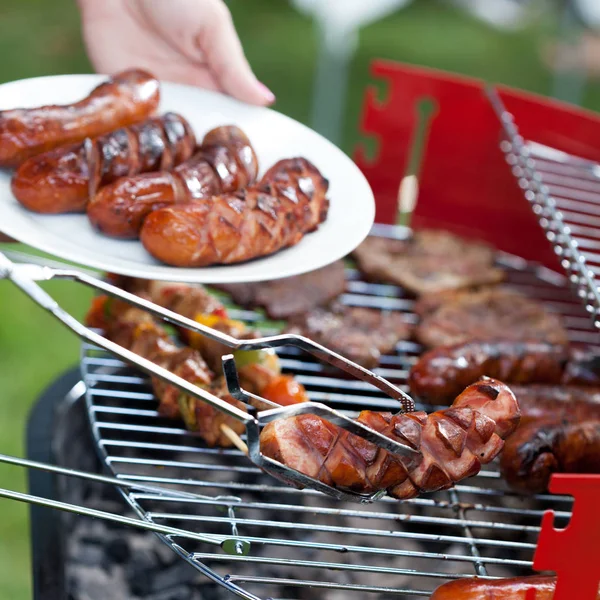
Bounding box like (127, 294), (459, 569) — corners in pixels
(415, 287), (569, 349)
(261, 379), (520, 499)
(512, 384), (600, 422)
(430, 575), (581, 600)
(85, 296), (247, 446)
(140, 157), (329, 267)
(352, 230), (504, 295)
(407, 340), (600, 405)
(213, 260), (346, 319)
(111, 277), (310, 406)
(500, 417), (600, 494)
(87, 125), (258, 238)
(286, 302), (413, 369)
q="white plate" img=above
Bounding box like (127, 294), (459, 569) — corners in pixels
(0, 74), (374, 283)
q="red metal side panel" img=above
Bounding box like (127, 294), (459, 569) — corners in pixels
(352, 60), (600, 270)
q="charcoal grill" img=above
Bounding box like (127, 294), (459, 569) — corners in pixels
(70, 224), (595, 600)
(4, 67), (600, 598)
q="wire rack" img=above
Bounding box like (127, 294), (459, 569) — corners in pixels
(490, 89), (600, 329)
(79, 225), (600, 600)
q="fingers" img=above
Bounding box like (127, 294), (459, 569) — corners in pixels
(197, 1), (275, 106)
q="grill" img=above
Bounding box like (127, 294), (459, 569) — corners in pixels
(80, 224), (598, 600)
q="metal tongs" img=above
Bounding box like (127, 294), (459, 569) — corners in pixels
(0, 250), (419, 504)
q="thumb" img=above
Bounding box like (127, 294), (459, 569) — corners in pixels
(197, 1), (275, 106)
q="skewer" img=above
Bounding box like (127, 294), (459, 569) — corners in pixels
(397, 97), (436, 228)
(219, 424), (249, 454)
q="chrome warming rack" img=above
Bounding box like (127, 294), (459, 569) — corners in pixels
(488, 88), (600, 329)
(76, 227), (596, 599)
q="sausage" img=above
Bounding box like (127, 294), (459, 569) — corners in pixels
(430, 575), (567, 599)
(0, 69), (160, 167)
(86, 125), (258, 238)
(260, 379), (520, 499)
(12, 113), (195, 214)
(512, 385), (600, 422)
(500, 417), (600, 494)
(409, 340), (570, 405)
(140, 157), (329, 267)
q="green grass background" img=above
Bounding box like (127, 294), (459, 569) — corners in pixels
(1, 0), (599, 597)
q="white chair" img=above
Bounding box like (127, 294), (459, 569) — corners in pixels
(290, 0), (413, 145)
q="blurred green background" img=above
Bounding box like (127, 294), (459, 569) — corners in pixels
(0, 0), (598, 598)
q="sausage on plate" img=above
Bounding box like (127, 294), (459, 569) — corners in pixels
(140, 157), (329, 267)
(86, 125), (258, 238)
(12, 112), (194, 214)
(0, 69), (160, 167)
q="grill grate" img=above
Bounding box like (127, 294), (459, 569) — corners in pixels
(81, 226), (598, 599)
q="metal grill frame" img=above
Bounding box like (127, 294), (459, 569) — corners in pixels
(80, 224), (599, 599)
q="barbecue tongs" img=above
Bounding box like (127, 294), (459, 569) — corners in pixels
(0, 250), (419, 505)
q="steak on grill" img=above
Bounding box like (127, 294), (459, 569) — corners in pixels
(213, 260), (346, 319)
(352, 230), (505, 295)
(286, 303), (413, 368)
(415, 287), (569, 349)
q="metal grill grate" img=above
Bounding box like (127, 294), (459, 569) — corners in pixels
(81, 225), (598, 599)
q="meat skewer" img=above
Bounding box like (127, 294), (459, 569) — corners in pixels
(408, 340), (600, 405)
(85, 295), (247, 447)
(110, 276), (310, 405)
(12, 112), (195, 214)
(261, 378), (520, 499)
(430, 575), (598, 599)
(140, 157), (329, 267)
(87, 125), (259, 238)
(0, 68), (160, 167)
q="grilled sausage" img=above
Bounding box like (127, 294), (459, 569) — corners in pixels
(11, 112), (195, 214)
(408, 341), (571, 405)
(500, 417), (600, 494)
(0, 69), (160, 167)
(512, 385), (600, 422)
(260, 379), (520, 499)
(430, 575), (569, 599)
(86, 126), (258, 238)
(140, 157), (329, 267)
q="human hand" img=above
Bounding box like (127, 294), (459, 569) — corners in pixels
(77, 0), (275, 106)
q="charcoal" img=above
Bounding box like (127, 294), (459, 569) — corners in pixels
(147, 584), (195, 600)
(70, 565), (128, 600)
(126, 548), (160, 596)
(150, 561), (200, 592)
(72, 543), (104, 567)
(104, 537), (131, 564)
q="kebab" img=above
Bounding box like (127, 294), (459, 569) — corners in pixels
(108, 276), (310, 405)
